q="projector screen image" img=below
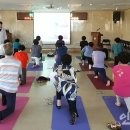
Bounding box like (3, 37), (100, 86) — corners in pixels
(34, 13), (70, 44)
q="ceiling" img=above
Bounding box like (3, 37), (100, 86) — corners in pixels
(0, 0), (130, 12)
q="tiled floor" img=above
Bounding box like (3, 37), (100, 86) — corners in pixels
(13, 53), (115, 130)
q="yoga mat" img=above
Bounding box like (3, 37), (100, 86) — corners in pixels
(18, 76), (35, 93)
(79, 63), (93, 71)
(103, 96), (130, 130)
(107, 63), (114, 68)
(87, 74), (113, 90)
(27, 63), (43, 71)
(52, 96), (90, 130)
(0, 97), (29, 130)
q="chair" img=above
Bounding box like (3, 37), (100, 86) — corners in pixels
(102, 39), (111, 45)
(102, 39), (111, 51)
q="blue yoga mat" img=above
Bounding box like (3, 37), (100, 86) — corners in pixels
(27, 63), (43, 71)
(52, 96), (90, 130)
(103, 96), (130, 130)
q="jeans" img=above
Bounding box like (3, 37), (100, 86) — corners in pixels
(93, 67), (108, 82)
(0, 89), (16, 120)
(21, 68), (27, 85)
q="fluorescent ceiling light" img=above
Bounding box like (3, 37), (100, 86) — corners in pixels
(68, 4), (82, 7)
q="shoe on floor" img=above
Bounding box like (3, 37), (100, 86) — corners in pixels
(107, 122), (121, 130)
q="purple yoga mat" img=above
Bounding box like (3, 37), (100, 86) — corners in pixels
(18, 76), (35, 93)
(27, 63), (43, 71)
(87, 74), (113, 90)
(0, 97), (29, 130)
(52, 96), (90, 130)
(103, 96), (130, 130)
(79, 63), (93, 71)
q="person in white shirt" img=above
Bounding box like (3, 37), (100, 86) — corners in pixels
(0, 21), (7, 45)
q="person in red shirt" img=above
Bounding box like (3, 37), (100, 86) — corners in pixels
(14, 44), (29, 85)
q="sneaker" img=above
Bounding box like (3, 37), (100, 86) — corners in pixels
(94, 76), (98, 79)
(106, 80), (110, 86)
(69, 113), (77, 125)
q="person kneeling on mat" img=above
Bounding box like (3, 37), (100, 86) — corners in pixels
(50, 54), (79, 125)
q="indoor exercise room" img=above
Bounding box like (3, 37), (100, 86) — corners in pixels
(0, 0), (130, 130)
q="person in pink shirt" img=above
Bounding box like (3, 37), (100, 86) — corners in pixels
(107, 51), (130, 130)
(112, 51), (130, 111)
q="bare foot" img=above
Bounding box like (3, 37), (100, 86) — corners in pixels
(115, 102), (121, 107)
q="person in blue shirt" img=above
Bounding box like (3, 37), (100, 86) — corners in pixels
(54, 43), (68, 70)
(13, 38), (20, 55)
(111, 37), (124, 65)
(82, 42), (93, 69)
(55, 35), (65, 48)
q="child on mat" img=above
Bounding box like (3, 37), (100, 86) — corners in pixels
(92, 44), (110, 86)
(81, 42), (94, 69)
(14, 44), (29, 85)
(107, 51), (130, 130)
(31, 39), (42, 67)
(51, 54), (79, 125)
(80, 36), (88, 65)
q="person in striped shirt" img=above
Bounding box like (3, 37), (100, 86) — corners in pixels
(0, 42), (22, 121)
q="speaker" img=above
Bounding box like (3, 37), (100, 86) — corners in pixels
(113, 11), (121, 23)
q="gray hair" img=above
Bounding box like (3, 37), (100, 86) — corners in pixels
(4, 42), (13, 56)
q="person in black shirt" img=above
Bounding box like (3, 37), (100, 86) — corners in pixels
(80, 36), (88, 50)
(80, 36), (88, 64)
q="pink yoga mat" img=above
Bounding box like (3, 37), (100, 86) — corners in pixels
(18, 76), (35, 93)
(0, 96), (29, 130)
